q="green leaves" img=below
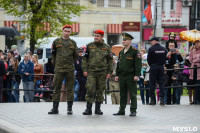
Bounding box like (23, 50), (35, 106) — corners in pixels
(0, 0), (85, 53)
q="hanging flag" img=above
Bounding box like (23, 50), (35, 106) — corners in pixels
(142, 5), (148, 23)
(143, 4), (152, 23)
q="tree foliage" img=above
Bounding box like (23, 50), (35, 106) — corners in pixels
(0, 0), (85, 53)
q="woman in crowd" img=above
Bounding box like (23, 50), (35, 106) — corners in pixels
(6, 58), (21, 102)
(32, 54), (44, 98)
(189, 40), (200, 104)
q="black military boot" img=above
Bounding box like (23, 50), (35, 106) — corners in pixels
(83, 102), (92, 115)
(94, 102), (103, 115)
(129, 112), (136, 117)
(113, 111), (125, 116)
(113, 107), (125, 116)
(48, 101), (59, 114)
(67, 101), (73, 115)
(149, 96), (156, 105)
(160, 97), (165, 106)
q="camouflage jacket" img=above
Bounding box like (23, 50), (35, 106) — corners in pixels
(82, 41), (113, 74)
(116, 46), (142, 77)
(51, 37), (78, 72)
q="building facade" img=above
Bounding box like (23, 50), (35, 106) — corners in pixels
(142, 0), (190, 57)
(79, 0), (141, 46)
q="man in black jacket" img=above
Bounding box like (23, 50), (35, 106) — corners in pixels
(147, 37), (167, 105)
(165, 41), (183, 105)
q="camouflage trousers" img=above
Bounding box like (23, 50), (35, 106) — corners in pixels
(85, 71), (106, 103)
(109, 81), (120, 104)
(52, 71), (74, 102)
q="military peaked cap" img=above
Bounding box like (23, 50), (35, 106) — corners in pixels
(122, 32), (134, 40)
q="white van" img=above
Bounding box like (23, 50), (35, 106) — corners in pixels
(20, 36), (107, 65)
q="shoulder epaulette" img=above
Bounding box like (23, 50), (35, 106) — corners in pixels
(70, 39), (76, 44)
(103, 43), (110, 48)
(54, 38), (62, 43)
(87, 42), (94, 47)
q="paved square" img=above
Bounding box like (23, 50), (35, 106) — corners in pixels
(0, 97), (200, 133)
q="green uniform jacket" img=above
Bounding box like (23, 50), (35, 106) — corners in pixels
(51, 37), (78, 72)
(116, 46), (142, 77)
(82, 41), (113, 74)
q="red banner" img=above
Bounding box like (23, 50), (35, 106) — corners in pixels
(143, 28), (187, 41)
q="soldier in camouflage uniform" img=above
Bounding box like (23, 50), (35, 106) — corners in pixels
(113, 33), (142, 117)
(48, 24), (78, 115)
(82, 29), (113, 115)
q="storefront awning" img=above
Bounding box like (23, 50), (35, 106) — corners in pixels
(4, 21), (20, 31)
(72, 23), (79, 33)
(107, 24), (122, 34)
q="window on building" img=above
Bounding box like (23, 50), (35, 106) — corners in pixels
(197, 1), (200, 19)
(97, 0), (104, 7)
(170, 0), (174, 10)
(109, 0), (121, 8)
(125, 0), (132, 8)
(162, 0), (164, 10)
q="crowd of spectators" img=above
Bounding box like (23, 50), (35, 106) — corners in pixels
(0, 45), (87, 103)
(137, 34), (200, 105)
(0, 36), (200, 105)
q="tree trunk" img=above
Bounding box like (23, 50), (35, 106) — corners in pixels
(30, 22), (36, 54)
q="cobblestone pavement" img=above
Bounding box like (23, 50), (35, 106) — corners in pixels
(0, 96), (200, 133)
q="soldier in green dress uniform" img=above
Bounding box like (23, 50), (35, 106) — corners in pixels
(113, 33), (142, 116)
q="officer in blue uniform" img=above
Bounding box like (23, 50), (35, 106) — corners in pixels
(147, 37), (167, 105)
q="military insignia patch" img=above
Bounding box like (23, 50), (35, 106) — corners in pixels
(101, 48), (108, 50)
(89, 47), (96, 49)
(132, 47), (137, 50)
(56, 45), (62, 48)
(137, 54), (141, 58)
(69, 47), (74, 50)
(126, 57), (133, 60)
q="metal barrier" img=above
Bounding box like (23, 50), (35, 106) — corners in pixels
(104, 66), (200, 104)
(1, 66), (200, 104)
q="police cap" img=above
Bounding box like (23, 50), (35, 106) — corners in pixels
(148, 36), (159, 42)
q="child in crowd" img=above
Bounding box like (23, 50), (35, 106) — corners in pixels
(182, 56), (194, 104)
(172, 64), (183, 104)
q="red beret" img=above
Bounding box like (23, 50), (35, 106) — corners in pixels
(62, 24), (72, 29)
(94, 29), (104, 35)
